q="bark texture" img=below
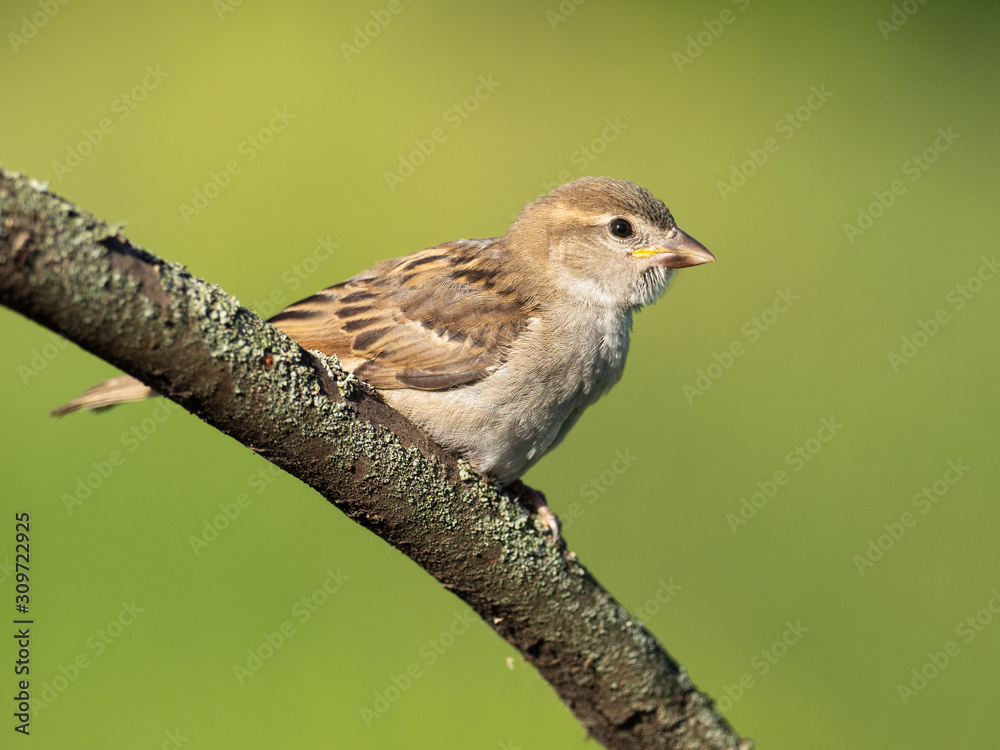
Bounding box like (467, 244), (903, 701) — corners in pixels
(0, 166), (752, 750)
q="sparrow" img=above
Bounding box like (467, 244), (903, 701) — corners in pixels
(53, 176), (715, 538)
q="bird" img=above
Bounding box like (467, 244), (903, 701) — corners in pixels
(53, 176), (715, 538)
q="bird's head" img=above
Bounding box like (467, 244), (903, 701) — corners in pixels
(507, 176), (715, 309)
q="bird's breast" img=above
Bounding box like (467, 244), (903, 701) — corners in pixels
(382, 307), (635, 484)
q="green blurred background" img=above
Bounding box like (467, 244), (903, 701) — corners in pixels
(2, 1), (998, 747)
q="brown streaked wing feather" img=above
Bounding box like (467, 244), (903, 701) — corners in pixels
(266, 239), (530, 390)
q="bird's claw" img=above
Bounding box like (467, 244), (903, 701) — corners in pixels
(508, 480), (562, 542)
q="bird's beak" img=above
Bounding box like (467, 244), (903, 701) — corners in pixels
(631, 228), (715, 269)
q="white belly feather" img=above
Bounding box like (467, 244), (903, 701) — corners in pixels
(384, 306), (634, 483)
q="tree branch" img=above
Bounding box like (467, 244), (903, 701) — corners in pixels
(0, 166), (752, 750)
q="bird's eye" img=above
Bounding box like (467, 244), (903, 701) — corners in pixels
(609, 218), (633, 238)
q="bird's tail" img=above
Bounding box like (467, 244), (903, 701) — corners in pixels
(50, 375), (156, 417)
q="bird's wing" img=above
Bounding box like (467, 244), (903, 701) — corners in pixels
(266, 239), (531, 390)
